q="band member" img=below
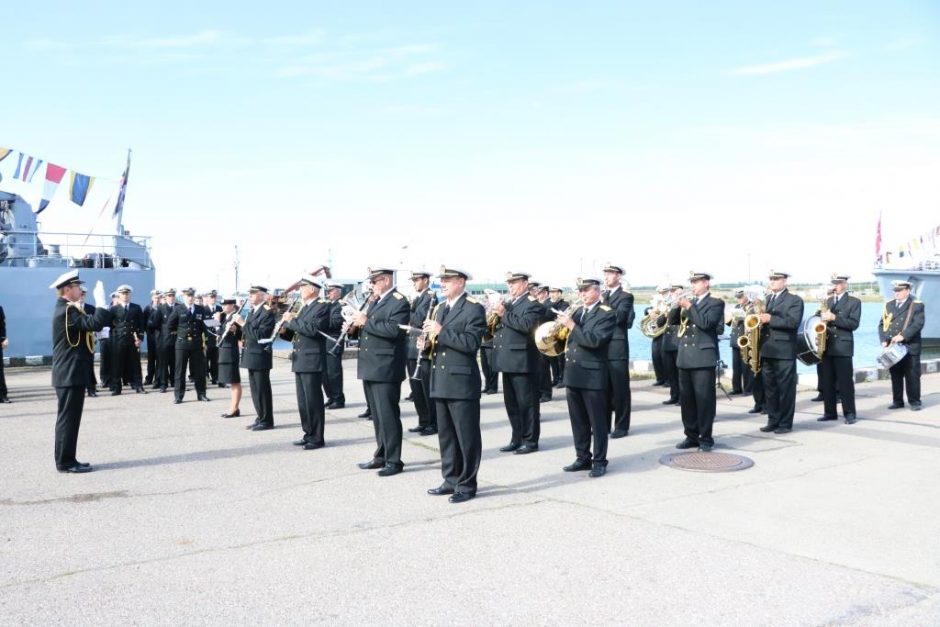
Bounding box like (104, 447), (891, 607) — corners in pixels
(235, 286), (277, 430)
(109, 285), (145, 395)
(727, 289), (755, 396)
(0, 304), (8, 403)
(49, 271), (111, 473)
(424, 267), (487, 503)
(880, 280), (925, 411)
(79, 287), (98, 397)
(817, 274), (861, 424)
(322, 283), (346, 409)
(204, 290), (222, 386)
(548, 287), (569, 387)
(648, 285), (669, 386)
(491, 271), (543, 454)
(602, 263), (635, 438)
(98, 292), (117, 389)
(214, 297), (243, 419)
(556, 278), (616, 477)
(479, 334), (499, 394)
(758, 271), (805, 434)
(811, 285), (837, 403)
(155, 288), (178, 392)
(406, 271), (437, 436)
(353, 268), (410, 476)
(675, 272), (724, 451)
(143, 289), (161, 385)
(533, 283), (554, 402)
(661, 284), (684, 405)
(280, 275), (331, 449)
(167, 288), (210, 404)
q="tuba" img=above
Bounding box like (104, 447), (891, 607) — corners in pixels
(736, 298), (764, 374)
(535, 308), (570, 357)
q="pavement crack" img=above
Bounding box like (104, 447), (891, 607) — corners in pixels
(0, 487), (209, 507)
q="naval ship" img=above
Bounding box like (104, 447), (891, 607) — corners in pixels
(0, 190), (155, 360)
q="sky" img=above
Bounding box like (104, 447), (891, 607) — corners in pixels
(2, 1), (939, 294)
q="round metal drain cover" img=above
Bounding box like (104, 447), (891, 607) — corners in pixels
(659, 451), (754, 473)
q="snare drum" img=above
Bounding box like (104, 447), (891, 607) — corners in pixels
(876, 343), (909, 369)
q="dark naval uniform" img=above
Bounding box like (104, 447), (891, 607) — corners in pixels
(603, 286), (635, 436)
(536, 299), (554, 402)
(242, 304), (277, 428)
(204, 302), (223, 385)
(282, 298), (331, 447)
(216, 312), (242, 385)
(167, 302), (210, 402)
(727, 302), (755, 395)
(428, 292), (487, 498)
(109, 301), (145, 393)
(676, 294), (725, 448)
(322, 299), (345, 407)
(563, 302), (616, 471)
(549, 298), (569, 386)
(0, 306), (8, 401)
(407, 289), (436, 433)
(143, 300), (161, 385)
(82, 302), (99, 394)
(818, 292), (861, 420)
(491, 294), (543, 451)
(52, 297), (111, 471)
(357, 289), (410, 472)
(662, 307), (681, 404)
(879, 297), (925, 409)
(156, 300), (177, 390)
(759, 289), (804, 432)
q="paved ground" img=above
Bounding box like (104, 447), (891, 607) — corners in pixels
(1, 361), (938, 625)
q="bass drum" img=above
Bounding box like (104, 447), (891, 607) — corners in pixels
(796, 316), (823, 366)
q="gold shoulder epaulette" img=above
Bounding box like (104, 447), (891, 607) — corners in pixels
(527, 296), (536, 301)
(915, 300), (923, 304)
(466, 296), (479, 304)
(318, 298), (328, 303)
(393, 292), (404, 300)
(599, 305), (612, 312)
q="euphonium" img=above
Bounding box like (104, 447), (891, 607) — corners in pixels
(736, 298), (764, 374)
(640, 293), (670, 338)
(535, 308), (571, 357)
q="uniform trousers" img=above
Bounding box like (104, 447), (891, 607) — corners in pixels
(889, 354), (921, 405)
(607, 359), (631, 433)
(678, 367), (716, 444)
(364, 380), (403, 468)
(762, 357), (797, 430)
(54, 385), (85, 469)
(502, 371), (540, 447)
(296, 372), (325, 445)
(819, 355), (856, 416)
(248, 368), (274, 424)
(566, 387), (608, 465)
(434, 398), (481, 495)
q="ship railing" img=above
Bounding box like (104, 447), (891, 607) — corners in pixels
(0, 229), (153, 269)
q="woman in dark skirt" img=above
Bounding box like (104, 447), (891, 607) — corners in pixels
(215, 298), (244, 418)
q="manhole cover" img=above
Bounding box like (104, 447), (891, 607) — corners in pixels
(659, 451), (754, 473)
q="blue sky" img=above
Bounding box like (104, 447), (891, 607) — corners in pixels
(3, 1), (939, 292)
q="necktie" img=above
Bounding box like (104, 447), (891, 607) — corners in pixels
(190, 306), (194, 316)
(579, 307), (586, 323)
(440, 303), (451, 324)
(692, 296), (699, 306)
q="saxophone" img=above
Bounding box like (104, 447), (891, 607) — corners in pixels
(814, 297), (830, 359)
(736, 298), (764, 374)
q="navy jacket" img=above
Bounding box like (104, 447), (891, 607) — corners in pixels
(241, 305), (276, 370)
(282, 299), (330, 373)
(491, 295), (542, 374)
(357, 289), (410, 383)
(676, 295), (725, 369)
(759, 289), (804, 360)
(52, 298), (111, 387)
(429, 293), (487, 400)
(563, 304), (616, 390)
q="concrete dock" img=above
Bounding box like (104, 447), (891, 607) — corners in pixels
(1, 361), (938, 625)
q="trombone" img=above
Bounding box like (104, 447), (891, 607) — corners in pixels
(259, 292), (303, 344)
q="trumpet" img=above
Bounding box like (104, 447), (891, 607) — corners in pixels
(411, 291), (437, 379)
(482, 289), (508, 342)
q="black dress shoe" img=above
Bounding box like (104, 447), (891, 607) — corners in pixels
(303, 441), (325, 450)
(810, 393), (824, 402)
(251, 422), (274, 431)
(404, 394), (414, 401)
(152, 383), (161, 390)
(554, 382), (566, 389)
(514, 445), (538, 455)
(74, 461), (91, 467)
(173, 399), (182, 404)
(377, 465), (403, 477)
(563, 459), (592, 472)
(730, 389), (744, 396)
(327, 402), (345, 409)
(217, 383), (227, 388)
(910, 403), (923, 412)
(419, 427), (438, 436)
(427, 485), (455, 496)
(589, 465), (607, 478)
(499, 442), (521, 453)
(448, 492), (474, 504)
(698, 442), (714, 452)
(844, 414), (858, 424)
(111, 390), (121, 396)
(759, 425), (776, 433)
(135, 386), (146, 394)
(662, 398), (679, 405)
(652, 381), (666, 387)
(539, 395), (551, 403)
(293, 438), (308, 446)
(748, 406), (763, 414)
(210, 380), (218, 385)
(484, 389), (498, 395)
(358, 410), (372, 419)
(197, 394), (210, 402)
(675, 437), (699, 449)
(245, 421), (260, 430)
(160, 387), (167, 393)
(86, 391), (97, 398)
(773, 427), (792, 434)
(358, 459), (384, 470)
(57, 463), (93, 473)
(221, 409), (241, 418)
(888, 402), (904, 410)
(817, 415), (838, 422)
(610, 429), (628, 439)
(408, 425), (424, 433)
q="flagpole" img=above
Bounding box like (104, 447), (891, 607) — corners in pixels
(115, 148), (131, 235)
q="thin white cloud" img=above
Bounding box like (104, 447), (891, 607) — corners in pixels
(275, 44), (445, 81)
(98, 29), (223, 49)
(727, 51), (846, 76)
(261, 30), (326, 47)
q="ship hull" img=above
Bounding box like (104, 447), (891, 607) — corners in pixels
(873, 269), (940, 347)
(0, 266), (155, 359)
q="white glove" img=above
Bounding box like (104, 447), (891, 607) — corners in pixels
(93, 280), (106, 309)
